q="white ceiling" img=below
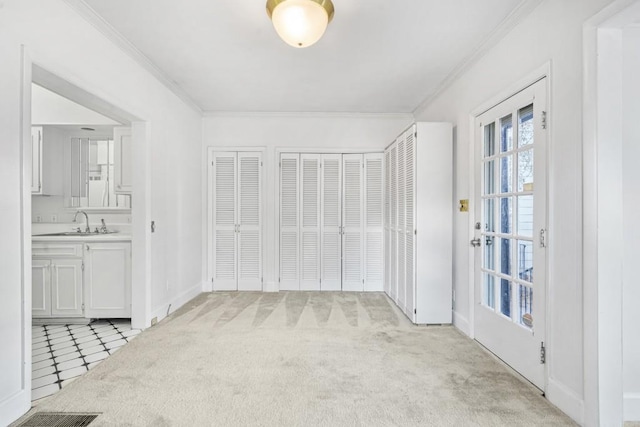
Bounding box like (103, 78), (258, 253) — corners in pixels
(83, 0), (531, 113)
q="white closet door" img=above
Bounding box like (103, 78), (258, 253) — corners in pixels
(397, 136), (407, 309)
(404, 127), (416, 319)
(238, 152), (262, 291)
(213, 152), (238, 290)
(321, 154), (342, 291)
(280, 154), (300, 290)
(364, 153), (384, 291)
(389, 144), (398, 300)
(300, 154), (321, 291)
(342, 154), (364, 291)
(384, 150), (391, 295)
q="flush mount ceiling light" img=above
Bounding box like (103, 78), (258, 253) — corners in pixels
(266, 0), (335, 48)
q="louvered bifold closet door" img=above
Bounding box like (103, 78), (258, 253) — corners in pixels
(321, 154), (342, 291)
(213, 152), (238, 290)
(397, 135), (407, 309)
(280, 154), (300, 290)
(404, 127), (416, 319)
(300, 154), (321, 291)
(342, 154), (364, 291)
(364, 153), (384, 291)
(389, 144), (398, 300)
(384, 150), (391, 295)
(237, 152), (262, 291)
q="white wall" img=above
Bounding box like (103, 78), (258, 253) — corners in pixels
(623, 26), (640, 421)
(0, 0), (202, 423)
(414, 0), (615, 422)
(202, 113), (413, 291)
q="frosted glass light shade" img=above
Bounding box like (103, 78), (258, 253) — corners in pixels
(270, 0), (330, 48)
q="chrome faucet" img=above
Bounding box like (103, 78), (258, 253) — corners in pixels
(73, 210), (90, 233)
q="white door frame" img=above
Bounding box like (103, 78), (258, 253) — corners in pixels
(206, 147), (266, 292)
(583, 1), (640, 424)
(8, 53), (152, 420)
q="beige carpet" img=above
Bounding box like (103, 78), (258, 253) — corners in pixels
(16, 292), (575, 426)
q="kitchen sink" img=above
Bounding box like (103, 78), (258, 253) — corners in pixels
(35, 231), (119, 237)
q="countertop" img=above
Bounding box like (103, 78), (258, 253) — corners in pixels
(32, 233), (132, 242)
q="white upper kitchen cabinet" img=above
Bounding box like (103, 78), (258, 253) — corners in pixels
(113, 127), (133, 193)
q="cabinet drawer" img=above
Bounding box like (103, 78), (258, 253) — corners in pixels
(32, 243), (83, 258)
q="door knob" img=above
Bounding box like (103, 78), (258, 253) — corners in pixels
(470, 238), (481, 247)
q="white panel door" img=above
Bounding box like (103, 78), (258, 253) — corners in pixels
(404, 128), (417, 320)
(237, 152), (262, 291)
(342, 154), (364, 291)
(321, 154), (342, 291)
(51, 259), (83, 317)
(213, 152), (238, 291)
(364, 153), (384, 291)
(300, 154), (321, 291)
(32, 259), (50, 317)
(280, 154), (300, 290)
(384, 150), (391, 295)
(389, 144), (398, 300)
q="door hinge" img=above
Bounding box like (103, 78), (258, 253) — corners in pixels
(541, 111), (547, 129)
(211, 161), (214, 166)
(81, 262), (84, 271)
(414, 309), (417, 314)
(540, 342), (546, 364)
(261, 277), (264, 284)
(362, 279), (364, 284)
(539, 229), (547, 248)
(82, 303), (85, 310)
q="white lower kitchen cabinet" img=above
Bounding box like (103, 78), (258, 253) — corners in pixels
(83, 242), (131, 318)
(32, 258), (83, 318)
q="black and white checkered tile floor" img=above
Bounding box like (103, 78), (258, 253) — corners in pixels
(31, 320), (141, 402)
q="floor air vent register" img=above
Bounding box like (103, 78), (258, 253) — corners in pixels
(14, 412), (99, 427)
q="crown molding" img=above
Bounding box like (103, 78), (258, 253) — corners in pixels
(63, 0), (203, 116)
(203, 111), (415, 120)
(413, 0), (544, 116)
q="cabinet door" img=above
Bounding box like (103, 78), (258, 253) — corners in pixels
(342, 154), (364, 291)
(32, 259), (51, 317)
(364, 153), (384, 292)
(84, 243), (131, 318)
(300, 154), (321, 291)
(31, 126), (42, 194)
(213, 152), (238, 291)
(384, 150), (391, 295)
(404, 128), (416, 320)
(389, 144), (398, 300)
(51, 259), (83, 317)
(320, 154), (342, 291)
(397, 136), (406, 308)
(113, 127), (132, 193)
(280, 154), (300, 290)
(237, 152), (262, 291)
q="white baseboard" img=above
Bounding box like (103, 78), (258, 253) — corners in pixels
(625, 393), (640, 421)
(0, 389), (30, 426)
(149, 281), (204, 324)
(453, 311), (470, 337)
(264, 281), (278, 292)
(546, 377), (584, 425)
(202, 279), (212, 292)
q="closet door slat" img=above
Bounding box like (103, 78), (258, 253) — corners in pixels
(364, 153), (384, 291)
(300, 154), (321, 291)
(280, 154), (300, 290)
(342, 154), (364, 291)
(237, 152), (262, 291)
(213, 152), (238, 290)
(321, 154), (342, 291)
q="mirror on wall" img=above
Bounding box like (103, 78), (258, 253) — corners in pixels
(69, 137), (131, 209)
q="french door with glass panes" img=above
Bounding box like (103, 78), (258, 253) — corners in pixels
(473, 79), (547, 390)
(211, 151), (263, 291)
